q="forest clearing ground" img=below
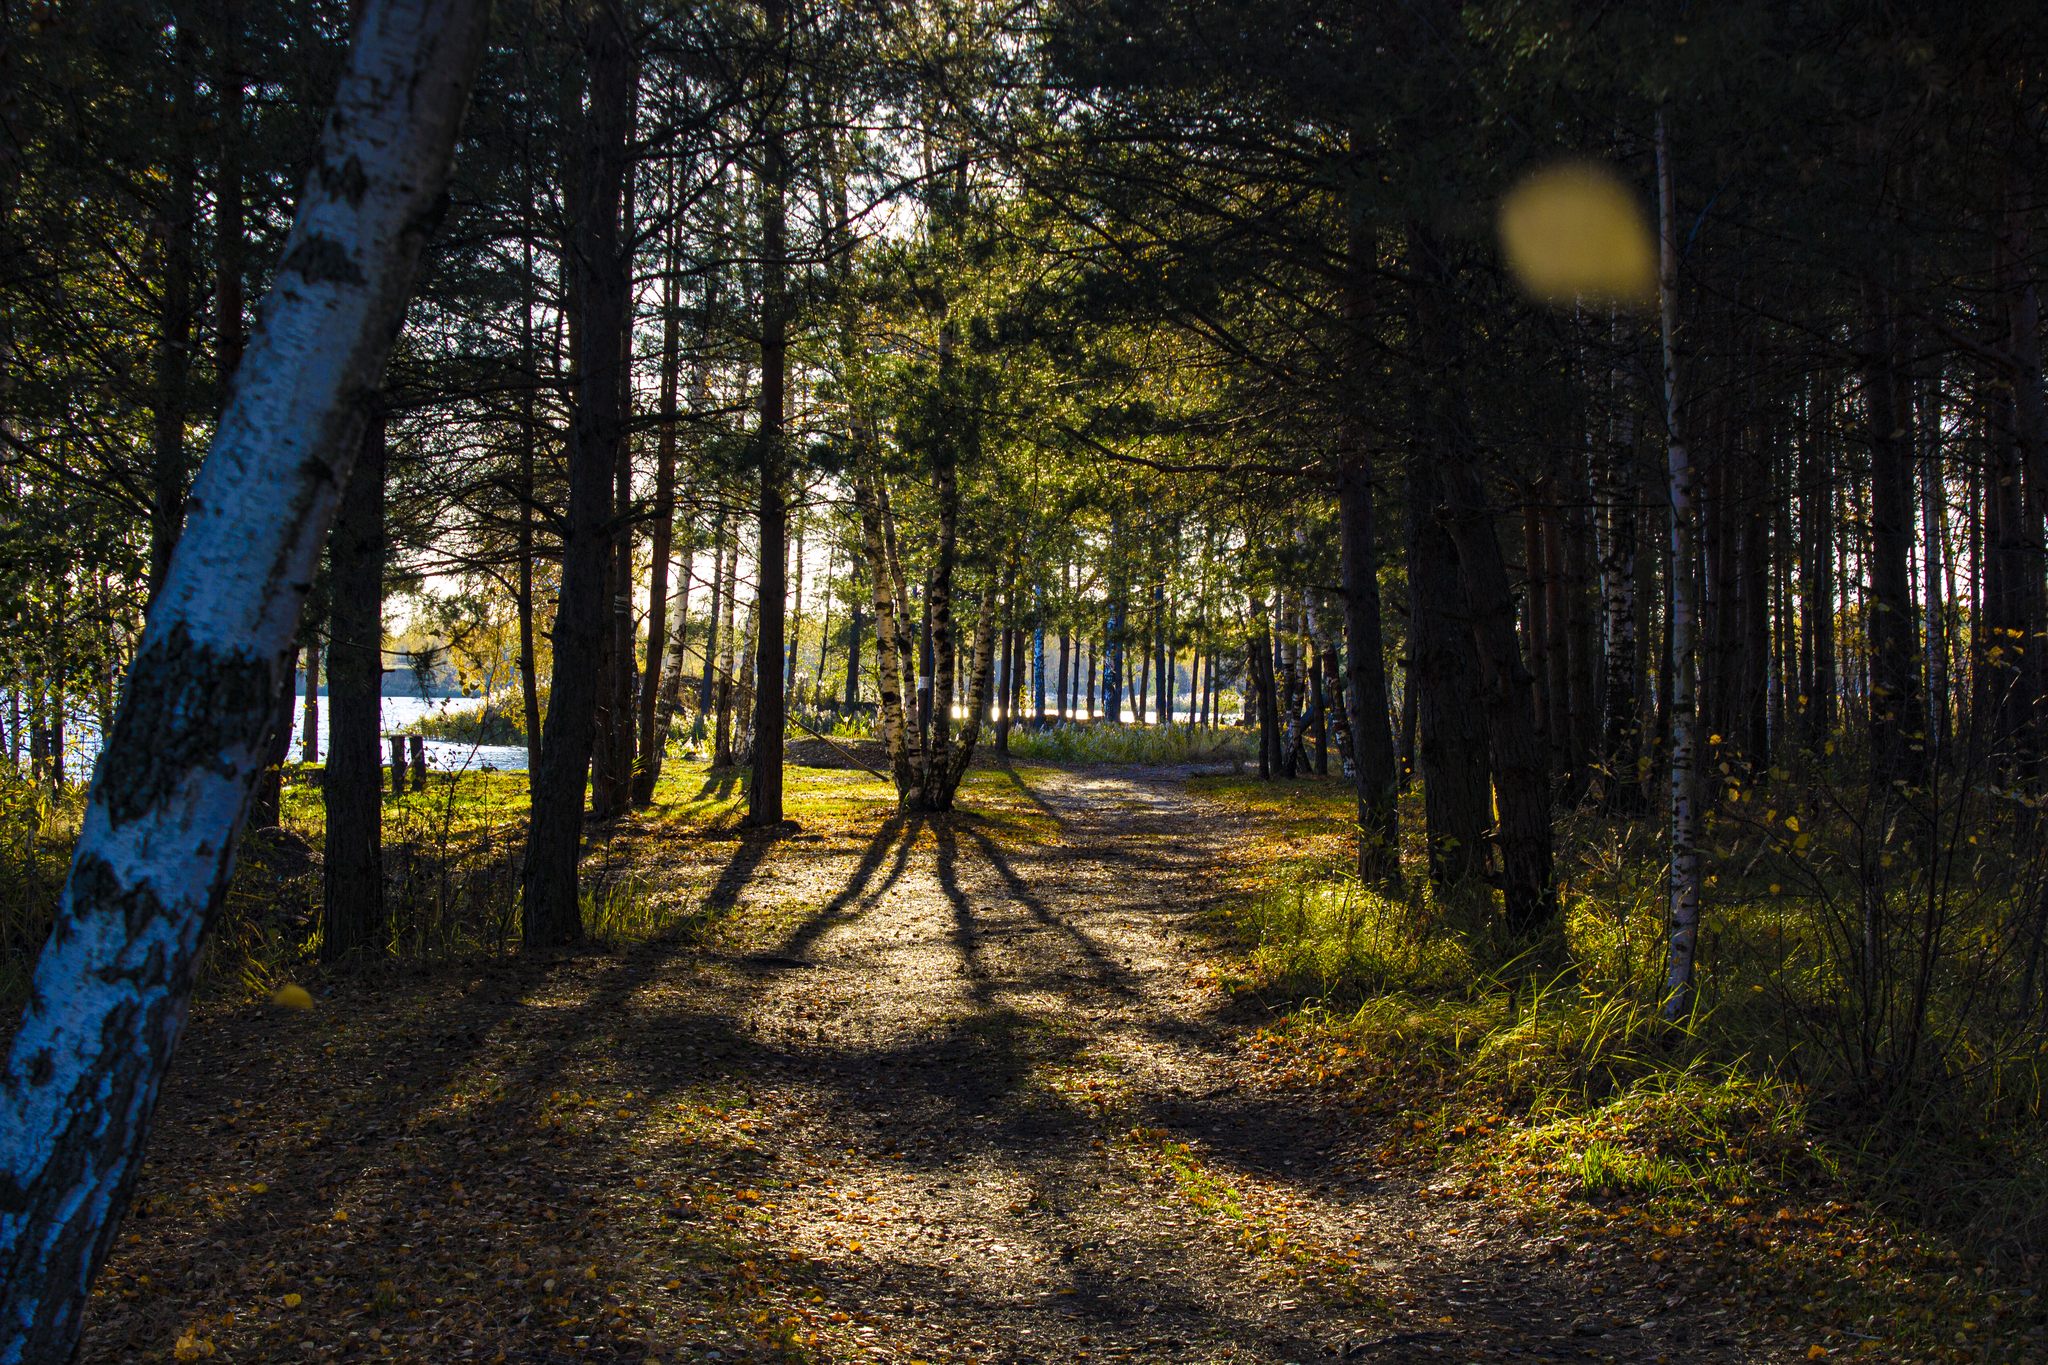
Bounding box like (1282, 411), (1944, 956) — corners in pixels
(79, 758), (1801, 1365)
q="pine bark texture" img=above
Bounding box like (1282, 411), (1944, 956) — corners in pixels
(321, 415), (387, 963)
(521, 0), (631, 947)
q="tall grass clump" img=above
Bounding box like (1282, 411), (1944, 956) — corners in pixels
(786, 704), (875, 741)
(1233, 737), (2048, 1265)
(0, 769), (81, 1018)
(1234, 877), (1477, 999)
(1009, 721), (1254, 765)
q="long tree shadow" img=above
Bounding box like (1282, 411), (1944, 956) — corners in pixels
(933, 819), (996, 1005)
(965, 825), (1137, 998)
(997, 763), (1069, 829)
(685, 767), (746, 806)
(694, 823), (783, 919)
(768, 813), (925, 964)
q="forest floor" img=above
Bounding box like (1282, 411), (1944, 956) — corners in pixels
(79, 760), (1814, 1365)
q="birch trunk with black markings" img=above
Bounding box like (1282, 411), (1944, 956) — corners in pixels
(0, 0), (488, 1352)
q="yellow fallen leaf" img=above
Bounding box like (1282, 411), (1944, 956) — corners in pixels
(1808, 1349), (1827, 1360)
(271, 984), (314, 1011)
(282, 1293), (301, 1308)
(1498, 162), (1657, 307)
(249, 1183), (268, 1194)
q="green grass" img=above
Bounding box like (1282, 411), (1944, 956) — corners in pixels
(0, 770), (82, 1018)
(1220, 761), (2048, 1345)
(1007, 720), (1255, 765)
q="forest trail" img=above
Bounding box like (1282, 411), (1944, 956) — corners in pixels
(83, 767), (1776, 1365)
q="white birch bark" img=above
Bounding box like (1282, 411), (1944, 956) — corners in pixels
(0, 0), (489, 1354)
(1658, 113), (1703, 1022)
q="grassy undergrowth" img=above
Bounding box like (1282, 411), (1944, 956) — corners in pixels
(0, 742), (1069, 1022)
(1009, 720), (1255, 765)
(1209, 767), (2048, 1361)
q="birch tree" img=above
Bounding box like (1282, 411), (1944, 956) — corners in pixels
(0, 0), (490, 1352)
(1657, 114), (1702, 1022)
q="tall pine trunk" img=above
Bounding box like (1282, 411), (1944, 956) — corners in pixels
(323, 415), (387, 961)
(1863, 281), (1924, 784)
(1411, 222), (1554, 930)
(1405, 453), (1491, 887)
(634, 211), (684, 805)
(749, 24), (789, 827)
(521, 0), (631, 947)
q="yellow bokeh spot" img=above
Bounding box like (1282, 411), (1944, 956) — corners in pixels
(1498, 162), (1657, 308)
(271, 984), (314, 1011)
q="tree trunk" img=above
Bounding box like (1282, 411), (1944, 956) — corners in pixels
(697, 511), (727, 718)
(2002, 209), (2048, 771)
(323, 414), (387, 961)
(1863, 280), (1924, 784)
(1524, 495), (1552, 776)
(1410, 221), (1553, 929)
(714, 522), (740, 768)
(300, 641), (322, 764)
(845, 592), (865, 712)
(1922, 383), (1950, 763)
(650, 536), (694, 766)
(148, 55), (197, 605)
(633, 217), (684, 805)
(248, 646), (299, 828)
(749, 31), (790, 827)
(856, 478), (914, 797)
(915, 431), (960, 811)
(1407, 369), (1494, 890)
(517, 237), (543, 794)
(214, 2), (246, 389)
(1800, 378), (1837, 751)
(1599, 370), (1643, 813)
(1539, 485), (1574, 797)
(1339, 447), (1400, 884)
(994, 608), (1016, 758)
(1658, 114), (1703, 1020)
(0, 0), (487, 1345)
(1250, 596), (1283, 781)
(929, 581), (1000, 809)
(521, 0), (630, 947)
(1565, 449), (1601, 802)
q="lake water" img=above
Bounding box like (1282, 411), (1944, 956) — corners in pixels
(26, 693), (527, 782)
(289, 695), (529, 775)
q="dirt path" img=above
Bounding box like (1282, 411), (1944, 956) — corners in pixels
(642, 767), (1766, 1365)
(84, 766), (1774, 1365)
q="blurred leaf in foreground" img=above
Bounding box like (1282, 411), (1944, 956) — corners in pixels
(1498, 162), (1656, 307)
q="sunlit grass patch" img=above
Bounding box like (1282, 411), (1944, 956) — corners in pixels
(1232, 878), (1476, 999)
(0, 770), (82, 1020)
(650, 755), (898, 833)
(1185, 771), (1358, 865)
(1008, 721), (1254, 766)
